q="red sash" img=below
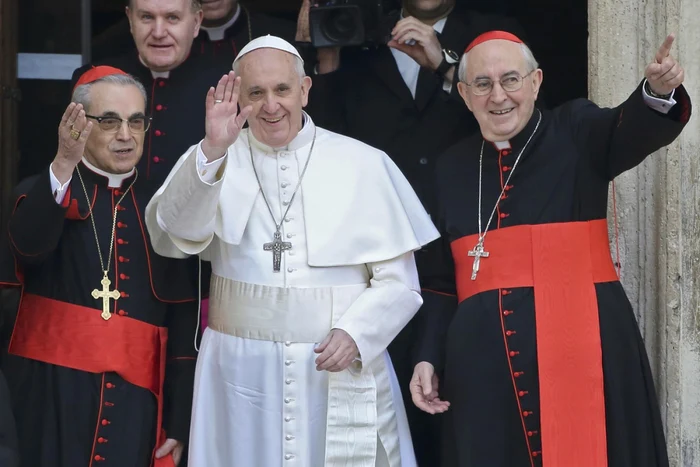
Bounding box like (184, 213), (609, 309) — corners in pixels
(451, 220), (617, 467)
(8, 294), (175, 467)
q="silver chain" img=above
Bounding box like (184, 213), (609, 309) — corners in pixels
(249, 127), (317, 232)
(477, 110), (542, 243)
(76, 166), (138, 276)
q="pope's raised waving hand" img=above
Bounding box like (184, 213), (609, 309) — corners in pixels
(201, 71), (253, 162)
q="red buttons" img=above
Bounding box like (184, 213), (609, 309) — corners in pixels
(501, 290), (511, 296)
(155, 130), (162, 136)
(119, 274), (129, 280)
(104, 402), (114, 407)
(523, 411), (533, 417)
(153, 156), (161, 163)
(158, 81), (166, 88)
(118, 310), (127, 316)
(528, 431), (538, 437)
(519, 390), (528, 397)
(514, 371), (524, 378)
(506, 330), (516, 336)
(120, 292), (129, 298)
(101, 419), (109, 426)
(113, 190), (122, 196)
(532, 451), (541, 457)
(117, 239), (128, 245)
(117, 222), (124, 228)
(118, 256), (129, 263)
(509, 351), (519, 357)
(502, 166), (510, 172)
(503, 310), (513, 316)
(94, 455), (105, 461)
(505, 184), (514, 191)
(105, 382), (114, 389)
(156, 104), (163, 111)
(97, 437), (106, 443)
(117, 205), (126, 211)
(501, 194), (508, 200)
(499, 212), (509, 219)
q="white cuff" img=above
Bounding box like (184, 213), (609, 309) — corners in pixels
(442, 79), (453, 94)
(642, 79), (676, 114)
(196, 142), (227, 185)
(49, 164), (71, 204)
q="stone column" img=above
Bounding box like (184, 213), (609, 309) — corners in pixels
(589, 0), (700, 465)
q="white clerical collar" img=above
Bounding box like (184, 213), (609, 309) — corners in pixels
(247, 112), (315, 153)
(493, 141), (511, 150)
(202, 4), (241, 41)
(81, 157), (136, 188)
(137, 55), (171, 79)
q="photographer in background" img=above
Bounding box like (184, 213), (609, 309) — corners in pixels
(297, 0), (524, 464)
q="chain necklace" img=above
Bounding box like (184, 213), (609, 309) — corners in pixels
(468, 110), (542, 280)
(76, 165), (138, 320)
(249, 127), (317, 272)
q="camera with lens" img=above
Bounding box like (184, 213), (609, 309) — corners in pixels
(309, 0), (398, 48)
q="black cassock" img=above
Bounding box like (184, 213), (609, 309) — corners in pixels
(0, 368), (19, 467)
(0, 162), (199, 467)
(418, 82), (691, 467)
(191, 6), (297, 73)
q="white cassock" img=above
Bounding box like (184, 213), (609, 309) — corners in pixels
(145, 113), (439, 467)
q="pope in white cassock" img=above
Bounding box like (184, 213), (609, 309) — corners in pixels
(144, 35), (439, 466)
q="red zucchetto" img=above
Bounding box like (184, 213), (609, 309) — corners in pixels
(73, 65), (128, 90)
(465, 31), (524, 53)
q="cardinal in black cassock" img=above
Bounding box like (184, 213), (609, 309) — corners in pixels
(0, 66), (199, 467)
(411, 31), (691, 467)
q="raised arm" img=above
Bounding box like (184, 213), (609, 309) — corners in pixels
(8, 103), (93, 266)
(145, 71), (253, 258)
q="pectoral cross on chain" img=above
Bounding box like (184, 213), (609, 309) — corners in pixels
(92, 273), (120, 320)
(468, 240), (490, 280)
(263, 230), (292, 272)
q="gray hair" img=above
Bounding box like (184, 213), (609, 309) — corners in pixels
(232, 53), (306, 81)
(458, 42), (539, 83)
(129, 0), (202, 11)
(71, 73), (148, 111)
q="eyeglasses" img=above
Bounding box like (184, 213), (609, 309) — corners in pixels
(86, 115), (152, 133)
(464, 70), (535, 96)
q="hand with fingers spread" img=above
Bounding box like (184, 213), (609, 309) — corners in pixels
(314, 329), (359, 372)
(410, 362), (450, 415)
(52, 102), (94, 184)
(645, 33), (684, 97)
(201, 71), (253, 162)
(388, 17), (444, 71)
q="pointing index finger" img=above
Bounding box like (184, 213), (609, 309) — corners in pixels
(655, 33), (675, 64)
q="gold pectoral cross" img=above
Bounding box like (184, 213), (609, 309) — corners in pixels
(92, 273), (120, 320)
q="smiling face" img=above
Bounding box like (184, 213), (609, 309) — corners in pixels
(126, 0), (202, 72)
(236, 48), (312, 148)
(457, 40), (542, 142)
(83, 82), (147, 174)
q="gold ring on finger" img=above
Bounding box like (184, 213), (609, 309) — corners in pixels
(70, 125), (81, 140)
(214, 99), (224, 104)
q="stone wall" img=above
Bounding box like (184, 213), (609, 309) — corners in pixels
(589, 0), (700, 465)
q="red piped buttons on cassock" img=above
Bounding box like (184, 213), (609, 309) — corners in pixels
(502, 166), (511, 172)
(156, 104), (163, 111)
(120, 292), (129, 298)
(509, 351), (519, 357)
(105, 382), (114, 389)
(153, 156), (161, 163)
(500, 212), (509, 219)
(94, 455), (105, 461)
(506, 330), (516, 336)
(118, 310), (127, 316)
(98, 437), (106, 443)
(101, 419), (109, 426)
(155, 130), (162, 136)
(158, 81), (166, 88)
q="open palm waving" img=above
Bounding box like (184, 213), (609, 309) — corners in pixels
(201, 71), (253, 161)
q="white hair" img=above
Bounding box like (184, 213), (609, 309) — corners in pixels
(72, 73), (147, 111)
(232, 52), (306, 80)
(458, 42), (539, 83)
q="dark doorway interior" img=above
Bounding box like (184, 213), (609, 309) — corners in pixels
(15, 0), (588, 181)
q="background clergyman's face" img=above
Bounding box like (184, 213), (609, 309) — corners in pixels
(127, 0), (203, 72)
(201, 0), (236, 21)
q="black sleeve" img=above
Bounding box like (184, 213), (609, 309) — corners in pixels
(7, 168), (69, 267)
(569, 81), (692, 180)
(162, 299), (200, 443)
(0, 369), (19, 467)
(304, 52), (349, 135)
(413, 164), (458, 373)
